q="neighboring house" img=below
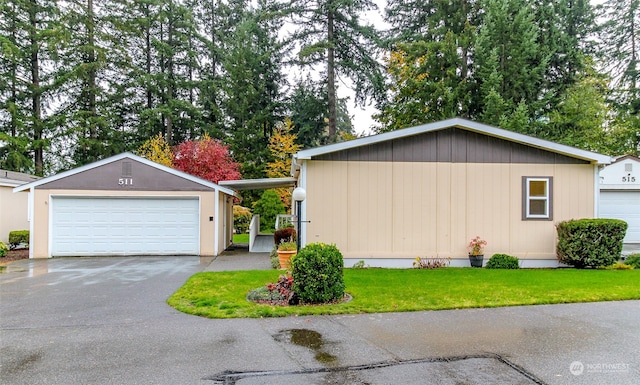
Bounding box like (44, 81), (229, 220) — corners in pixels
(0, 169), (39, 244)
(599, 155), (640, 255)
(292, 118), (612, 267)
(13, 153), (237, 258)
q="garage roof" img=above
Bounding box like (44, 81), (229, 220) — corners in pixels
(13, 152), (238, 196)
(293, 117), (613, 166)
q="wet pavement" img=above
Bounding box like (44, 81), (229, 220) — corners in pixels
(1, 254), (639, 385)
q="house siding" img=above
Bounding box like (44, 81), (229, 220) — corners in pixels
(305, 161), (594, 263)
(315, 128), (589, 165)
(0, 188), (30, 243)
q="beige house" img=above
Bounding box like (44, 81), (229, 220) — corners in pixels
(1, 170), (39, 244)
(14, 153), (237, 258)
(292, 118), (612, 267)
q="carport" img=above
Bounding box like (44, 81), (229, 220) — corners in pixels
(13, 152), (238, 258)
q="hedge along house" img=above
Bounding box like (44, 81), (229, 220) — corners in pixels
(292, 118), (612, 267)
(13, 153), (237, 258)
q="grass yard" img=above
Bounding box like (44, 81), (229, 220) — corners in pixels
(232, 233), (250, 244)
(167, 268), (640, 319)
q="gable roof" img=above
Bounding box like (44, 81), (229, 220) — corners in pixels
(294, 118), (612, 165)
(611, 154), (640, 164)
(13, 152), (238, 196)
(0, 169), (40, 188)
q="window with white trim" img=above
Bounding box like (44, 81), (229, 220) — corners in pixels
(523, 177), (553, 220)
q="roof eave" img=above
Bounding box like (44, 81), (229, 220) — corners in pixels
(13, 152), (239, 197)
(294, 117), (613, 165)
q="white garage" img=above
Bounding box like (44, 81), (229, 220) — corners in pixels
(599, 191), (640, 244)
(51, 196), (200, 256)
(599, 155), (640, 254)
(14, 153), (237, 258)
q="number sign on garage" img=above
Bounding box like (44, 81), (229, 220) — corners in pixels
(51, 196), (200, 256)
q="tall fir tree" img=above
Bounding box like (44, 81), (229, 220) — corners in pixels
(474, 0), (549, 132)
(0, 0), (64, 175)
(221, 5), (285, 180)
(379, 0), (477, 131)
(286, 0), (385, 141)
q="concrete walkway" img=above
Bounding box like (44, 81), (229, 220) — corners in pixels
(206, 244), (271, 271)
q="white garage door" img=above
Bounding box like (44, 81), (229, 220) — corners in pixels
(599, 191), (640, 244)
(51, 196), (200, 256)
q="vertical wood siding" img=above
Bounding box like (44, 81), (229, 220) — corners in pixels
(316, 128), (589, 165)
(305, 161), (594, 261)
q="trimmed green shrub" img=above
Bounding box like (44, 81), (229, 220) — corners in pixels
(270, 247), (281, 269)
(8, 230), (29, 249)
(556, 219), (628, 268)
(0, 241), (8, 257)
(252, 190), (285, 232)
(233, 206), (252, 234)
(604, 262), (634, 270)
(291, 243), (345, 304)
(624, 254), (640, 269)
(485, 254), (520, 269)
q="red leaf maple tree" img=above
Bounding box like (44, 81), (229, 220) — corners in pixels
(172, 135), (241, 184)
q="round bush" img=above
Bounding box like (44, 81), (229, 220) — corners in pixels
(290, 243), (345, 303)
(485, 254), (520, 269)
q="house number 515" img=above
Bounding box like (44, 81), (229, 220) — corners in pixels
(118, 178), (133, 185)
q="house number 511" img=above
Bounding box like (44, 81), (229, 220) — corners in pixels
(118, 178), (133, 185)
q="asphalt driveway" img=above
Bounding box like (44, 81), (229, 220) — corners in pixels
(1, 256), (638, 385)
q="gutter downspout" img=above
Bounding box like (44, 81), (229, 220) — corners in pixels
(214, 189), (219, 255)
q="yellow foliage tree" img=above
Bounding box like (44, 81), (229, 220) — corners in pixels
(266, 118), (301, 210)
(137, 134), (174, 167)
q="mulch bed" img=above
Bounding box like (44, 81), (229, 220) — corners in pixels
(249, 293), (352, 307)
(0, 249), (29, 266)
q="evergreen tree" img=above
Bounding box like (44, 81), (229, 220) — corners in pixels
(378, 0), (477, 131)
(57, 0), (134, 166)
(533, 0), (597, 110)
(0, 0), (32, 172)
(221, 6), (285, 180)
(287, 77), (328, 147)
(286, 0), (385, 141)
(188, 0), (246, 138)
(0, 0), (64, 176)
(546, 66), (611, 153)
(599, 0), (640, 113)
(473, 0), (548, 131)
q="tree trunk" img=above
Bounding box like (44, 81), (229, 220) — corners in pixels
(145, 3), (153, 110)
(87, 0), (97, 140)
(327, 6), (337, 142)
(29, 0), (43, 176)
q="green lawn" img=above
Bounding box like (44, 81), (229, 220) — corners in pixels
(232, 233), (250, 243)
(167, 268), (640, 318)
